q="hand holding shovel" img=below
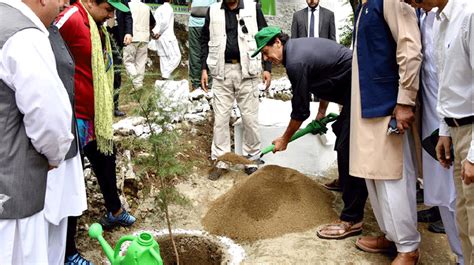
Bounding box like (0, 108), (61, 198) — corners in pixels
(261, 113), (339, 158)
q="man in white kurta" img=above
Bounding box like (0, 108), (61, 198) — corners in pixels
(406, 0), (474, 262)
(0, 0), (74, 264)
(152, 0), (181, 79)
(419, 10), (463, 264)
(349, 0), (422, 264)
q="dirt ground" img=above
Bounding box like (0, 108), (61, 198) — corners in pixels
(77, 121), (455, 264)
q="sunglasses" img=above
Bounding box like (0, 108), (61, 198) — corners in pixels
(239, 18), (248, 34)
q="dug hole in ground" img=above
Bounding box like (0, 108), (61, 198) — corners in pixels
(77, 70), (454, 264)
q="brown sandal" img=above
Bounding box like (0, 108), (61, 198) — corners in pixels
(316, 220), (363, 240)
(322, 179), (342, 192)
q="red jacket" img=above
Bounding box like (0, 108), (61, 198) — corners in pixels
(56, 2), (94, 120)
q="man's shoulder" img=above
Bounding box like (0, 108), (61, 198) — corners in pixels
(55, 4), (83, 30)
(319, 6), (334, 15)
(295, 7), (307, 15)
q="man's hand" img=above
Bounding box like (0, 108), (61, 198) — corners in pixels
(436, 136), (453, 169)
(315, 111), (325, 121)
(201, 69), (209, 92)
(262, 71), (271, 90)
(461, 160), (474, 185)
(272, 136), (290, 153)
(393, 104), (415, 134)
(315, 100), (329, 121)
(123, 34), (133, 46)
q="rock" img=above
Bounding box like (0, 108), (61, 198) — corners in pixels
(184, 113), (207, 124)
(189, 88), (206, 100)
(113, 116), (147, 136)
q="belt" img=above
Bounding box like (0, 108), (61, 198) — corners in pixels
(225, 59), (240, 64)
(444, 116), (474, 127)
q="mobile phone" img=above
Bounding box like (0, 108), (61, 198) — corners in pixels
(387, 117), (400, 135)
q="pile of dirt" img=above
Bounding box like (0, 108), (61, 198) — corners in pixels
(217, 152), (256, 165)
(202, 165), (337, 241)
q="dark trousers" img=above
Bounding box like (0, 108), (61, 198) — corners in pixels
(65, 141), (121, 258)
(65, 216), (78, 257)
(83, 140), (121, 213)
(332, 95), (368, 223)
(188, 26), (211, 89)
(112, 40), (122, 110)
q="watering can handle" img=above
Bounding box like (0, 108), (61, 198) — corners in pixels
(149, 248), (164, 265)
(114, 235), (136, 263)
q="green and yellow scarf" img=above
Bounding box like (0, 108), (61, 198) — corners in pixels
(83, 2), (114, 155)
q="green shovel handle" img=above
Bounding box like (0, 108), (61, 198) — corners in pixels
(261, 112), (339, 156)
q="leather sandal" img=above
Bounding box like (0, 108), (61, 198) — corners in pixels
(322, 179), (342, 192)
(316, 220), (363, 240)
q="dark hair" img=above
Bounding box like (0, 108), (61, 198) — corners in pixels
(266, 32), (289, 47)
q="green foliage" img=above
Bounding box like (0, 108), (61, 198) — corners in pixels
(339, 0), (355, 48)
(339, 13), (354, 48)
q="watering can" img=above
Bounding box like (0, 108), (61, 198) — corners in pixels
(88, 223), (163, 265)
(260, 112), (339, 157)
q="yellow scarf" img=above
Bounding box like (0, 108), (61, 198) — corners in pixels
(83, 1), (114, 155)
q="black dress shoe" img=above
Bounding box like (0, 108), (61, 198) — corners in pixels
(416, 188), (424, 204)
(417, 206), (441, 223)
(428, 220), (445, 234)
(114, 109), (126, 117)
(244, 167), (258, 175)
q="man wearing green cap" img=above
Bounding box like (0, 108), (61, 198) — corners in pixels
(252, 26), (369, 241)
(55, 0), (136, 263)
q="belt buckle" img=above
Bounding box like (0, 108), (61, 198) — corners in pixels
(231, 59), (238, 64)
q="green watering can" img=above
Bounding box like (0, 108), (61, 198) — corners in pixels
(88, 223), (163, 265)
(260, 112), (339, 157)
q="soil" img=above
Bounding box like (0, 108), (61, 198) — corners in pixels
(217, 152), (256, 165)
(156, 235), (223, 265)
(203, 165), (337, 242)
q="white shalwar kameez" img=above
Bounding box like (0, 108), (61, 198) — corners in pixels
(420, 10), (463, 264)
(0, 1), (74, 264)
(44, 150), (87, 265)
(152, 2), (181, 79)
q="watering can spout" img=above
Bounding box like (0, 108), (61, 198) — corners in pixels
(89, 223), (116, 263)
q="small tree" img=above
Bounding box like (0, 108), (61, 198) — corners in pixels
(129, 84), (189, 265)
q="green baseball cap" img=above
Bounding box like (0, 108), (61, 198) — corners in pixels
(251, 26), (282, 58)
(108, 0), (129, 12)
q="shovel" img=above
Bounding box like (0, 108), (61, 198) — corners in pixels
(216, 113), (339, 167)
(256, 113), (339, 160)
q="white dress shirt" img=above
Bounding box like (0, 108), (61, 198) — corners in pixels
(0, 0), (73, 166)
(435, 0), (474, 163)
(307, 5), (320, 38)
